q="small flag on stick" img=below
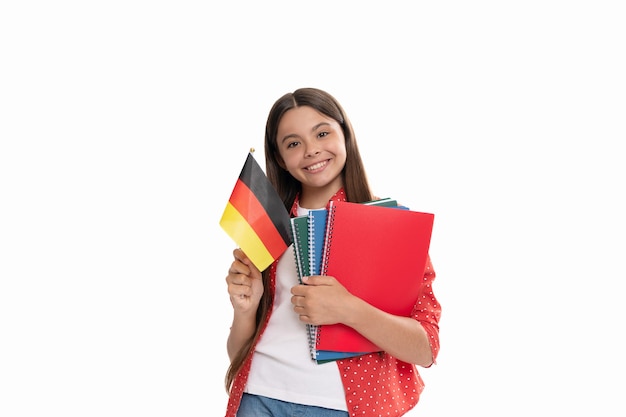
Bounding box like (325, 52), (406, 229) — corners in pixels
(219, 151), (292, 271)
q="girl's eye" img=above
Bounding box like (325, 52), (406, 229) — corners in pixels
(286, 141), (299, 149)
(317, 131), (329, 138)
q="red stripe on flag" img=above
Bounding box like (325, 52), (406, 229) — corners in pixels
(229, 179), (289, 259)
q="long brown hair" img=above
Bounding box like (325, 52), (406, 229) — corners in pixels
(225, 87), (373, 392)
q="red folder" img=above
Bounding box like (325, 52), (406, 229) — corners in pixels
(316, 201), (434, 354)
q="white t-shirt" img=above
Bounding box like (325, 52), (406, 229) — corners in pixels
(244, 207), (347, 411)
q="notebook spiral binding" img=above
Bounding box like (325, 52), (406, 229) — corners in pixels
(320, 201), (336, 277)
(306, 214), (319, 360)
(292, 213), (327, 361)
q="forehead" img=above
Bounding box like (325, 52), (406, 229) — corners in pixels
(277, 106), (336, 134)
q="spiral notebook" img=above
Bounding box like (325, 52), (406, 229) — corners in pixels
(314, 200), (434, 355)
(291, 200), (406, 362)
(306, 199), (411, 363)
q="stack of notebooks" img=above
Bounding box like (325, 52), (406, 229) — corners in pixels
(289, 198), (434, 364)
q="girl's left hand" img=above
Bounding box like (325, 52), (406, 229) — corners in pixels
(290, 275), (358, 325)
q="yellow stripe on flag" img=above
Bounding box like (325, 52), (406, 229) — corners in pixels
(220, 201), (275, 271)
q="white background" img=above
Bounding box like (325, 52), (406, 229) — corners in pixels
(1, 1), (625, 416)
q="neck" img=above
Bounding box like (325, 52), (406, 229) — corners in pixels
(299, 183), (343, 209)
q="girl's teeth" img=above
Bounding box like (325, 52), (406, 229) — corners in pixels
(307, 162), (325, 170)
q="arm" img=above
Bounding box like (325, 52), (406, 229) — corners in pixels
(225, 248), (264, 361)
(340, 296), (435, 366)
(291, 257), (440, 366)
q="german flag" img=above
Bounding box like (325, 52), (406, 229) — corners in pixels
(219, 152), (292, 271)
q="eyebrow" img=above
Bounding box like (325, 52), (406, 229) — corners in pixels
(280, 122), (332, 144)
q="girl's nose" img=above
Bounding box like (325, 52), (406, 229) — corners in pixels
(305, 147), (321, 157)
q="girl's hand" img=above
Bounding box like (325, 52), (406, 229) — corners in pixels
(225, 248), (264, 313)
(290, 275), (357, 325)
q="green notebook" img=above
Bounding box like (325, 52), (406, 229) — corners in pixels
(289, 215), (310, 283)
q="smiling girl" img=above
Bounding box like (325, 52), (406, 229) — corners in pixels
(224, 88), (441, 417)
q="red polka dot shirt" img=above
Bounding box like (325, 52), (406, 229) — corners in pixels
(224, 190), (441, 417)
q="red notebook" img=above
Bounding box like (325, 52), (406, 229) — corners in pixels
(316, 201), (434, 354)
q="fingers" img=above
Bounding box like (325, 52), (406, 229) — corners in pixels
(232, 248), (260, 275)
(229, 248), (256, 276)
(226, 248), (261, 300)
(291, 295), (309, 320)
(291, 294), (305, 308)
(229, 281), (254, 299)
(226, 269), (254, 300)
(232, 248), (247, 263)
(227, 257), (253, 284)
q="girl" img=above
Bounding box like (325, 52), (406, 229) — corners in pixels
(224, 88), (441, 417)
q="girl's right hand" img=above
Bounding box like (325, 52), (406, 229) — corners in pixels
(225, 248), (264, 313)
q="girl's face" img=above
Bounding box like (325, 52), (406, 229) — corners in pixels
(276, 105), (347, 204)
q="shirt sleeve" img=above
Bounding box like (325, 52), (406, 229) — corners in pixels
(411, 255), (441, 366)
